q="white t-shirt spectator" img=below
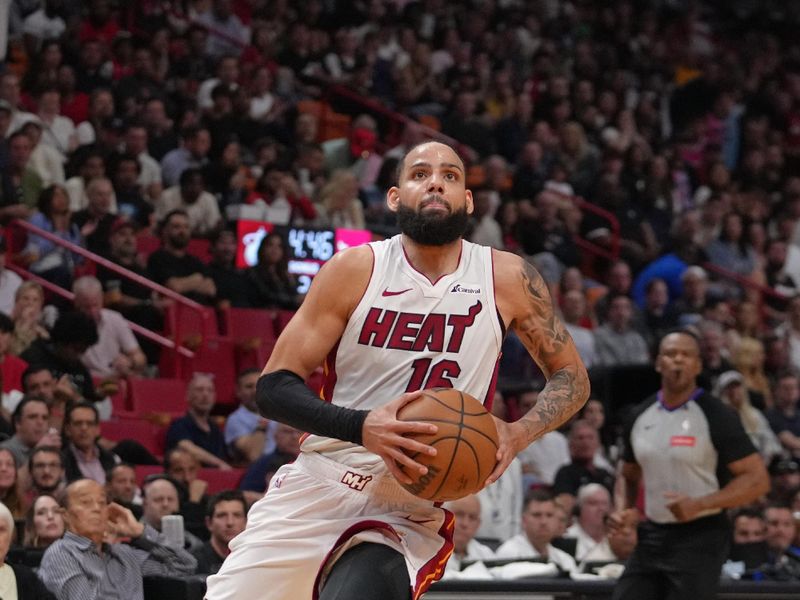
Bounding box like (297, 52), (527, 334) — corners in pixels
(0, 269), (22, 316)
(22, 9), (65, 45)
(495, 534), (578, 573)
(155, 186), (221, 236)
(82, 308), (141, 378)
(39, 114), (76, 156)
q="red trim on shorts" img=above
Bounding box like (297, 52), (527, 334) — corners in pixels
(412, 508), (454, 600)
(482, 353), (502, 411)
(321, 340), (340, 403)
(401, 238), (463, 286)
(312, 520), (402, 600)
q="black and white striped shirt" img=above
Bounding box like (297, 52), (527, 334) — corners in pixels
(39, 526), (197, 600)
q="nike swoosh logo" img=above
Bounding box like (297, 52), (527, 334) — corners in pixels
(643, 424), (655, 430)
(382, 287), (412, 297)
(404, 515), (435, 525)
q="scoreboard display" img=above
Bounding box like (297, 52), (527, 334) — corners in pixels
(236, 220), (372, 293)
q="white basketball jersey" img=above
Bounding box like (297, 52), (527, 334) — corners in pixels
(302, 235), (504, 470)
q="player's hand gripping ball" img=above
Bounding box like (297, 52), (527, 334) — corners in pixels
(397, 388), (499, 502)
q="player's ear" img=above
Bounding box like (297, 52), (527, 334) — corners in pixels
(386, 186), (400, 213)
(465, 189), (474, 215)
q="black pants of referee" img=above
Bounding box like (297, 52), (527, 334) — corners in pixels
(612, 514), (730, 600)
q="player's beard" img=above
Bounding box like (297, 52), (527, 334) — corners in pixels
(395, 203), (470, 246)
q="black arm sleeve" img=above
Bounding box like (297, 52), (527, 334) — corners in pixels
(257, 370), (369, 445)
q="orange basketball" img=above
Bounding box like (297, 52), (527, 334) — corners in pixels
(396, 388), (499, 502)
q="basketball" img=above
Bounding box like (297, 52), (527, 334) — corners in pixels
(396, 388), (499, 502)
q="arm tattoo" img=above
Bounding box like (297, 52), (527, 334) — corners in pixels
(514, 261), (590, 445)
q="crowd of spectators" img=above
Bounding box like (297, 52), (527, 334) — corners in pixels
(2, 0), (800, 596)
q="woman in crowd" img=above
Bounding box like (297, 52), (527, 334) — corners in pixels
(716, 370), (781, 464)
(731, 336), (773, 411)
(0, 449), (24, 519)
(246, 232), (301, 310)
(23, 494), (65, 549)
(9, 281), (52, 357)
(0, 501), (56, 599)
(315, 169), (365, 230)
(20, 186), (84, 289)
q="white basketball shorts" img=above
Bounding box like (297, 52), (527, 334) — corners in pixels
(205, 452), (454, 600)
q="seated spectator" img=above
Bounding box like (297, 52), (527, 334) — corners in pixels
(765, 504), (800, 564)
(561, 290), (597, 370)
(1, 397), (58, 469)
(515, 387), (570, 488)
(315, 170), (365, 230)
(155, 168), (222, 237)
(23, 493), (64, 549)
(61, 402), (118, 484)
(192, 490), (247, 575)
(106, 463), (142, 519)
(441, 494), (496, 579)
(35, 87), (76, 157)
(110, 154), (152, 227)
(21, 312), (110, 418)
(245, 232), (301, 310)
(563, 484), (617, 562)
(0, 500), (56, 599)
(0, 312), (28, 412)
(245, 168), (317, 226)
(19, 116), (65, 186)
(26, 445), (64, 502)
(552, 420), (615, 515)
(164, 447), (209, 525)
(495, 489), (578, 573)
(22, 365), (82, 431)
(64, 151), (117, 213)
(96, 218), (165, 362)
(39, 479), (197, 599)
(72, 276), (146, 378)
(72, 177), (117, 256)
(121, 124), (161, 202)
(21, 185), (83, 288)
(0, 131), (41, 219)
(9, 281), (51, 357)
(732, 507), (767, 545)
(147, 210), (217, 305)
(476, 455), (523, 545)
(165, 373), (230, 469)
(224, 368), (277, 464)
(670, 266), (710, 323)
(765, 371), (800, 459)
(239, 423), (300, 505)
(468, 188), (503, 249)
(140, 475), (204, 553)
(160, 126), (211, 188)
(207, 229), (252, 308)
(0, 236), (22, 316)
(716, 370), (781, 463)
(0, 448), (24, 518)
(593, 294), (650, 367)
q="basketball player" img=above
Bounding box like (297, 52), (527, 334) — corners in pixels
(205, 141), (589, 600)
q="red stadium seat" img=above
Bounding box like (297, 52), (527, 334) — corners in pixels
(198, 468), (247, 494)
(221, 307), (278, 370)
(136, 232), (161, 261)
(186, 238), (211, 264)
(100, 419), (167, 458)
(134, 464), (165, 486)
(179, 338), (238, 408)
(129, 377), (188, 416)
(274, 309), (296, 334)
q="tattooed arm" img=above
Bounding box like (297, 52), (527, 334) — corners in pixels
(488, 251), (590, 484)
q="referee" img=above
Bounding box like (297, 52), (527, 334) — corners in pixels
(609, 330), (769, 600)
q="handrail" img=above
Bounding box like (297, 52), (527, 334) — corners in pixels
(570, 196), (621, 260)
(6, 264), (195, 359)
(7, 219), (208, 373)
(702, 261), (788, 300)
